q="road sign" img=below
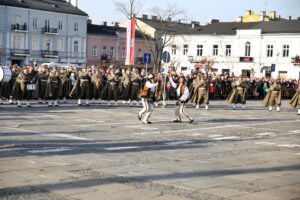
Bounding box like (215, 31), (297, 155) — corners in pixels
(162, 51), (170, 63)
(271, 64), (276, 72)
(144, 53), (151, 64)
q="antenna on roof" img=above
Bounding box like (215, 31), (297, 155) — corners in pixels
(264, 0), (267, 13)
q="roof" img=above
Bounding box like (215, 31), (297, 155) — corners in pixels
(87, 23), (149, 39)
(0, 0), (88, 16)
(139, 17), (300, 35)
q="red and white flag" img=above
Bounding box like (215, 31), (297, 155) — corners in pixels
(125, 19), (136, 66)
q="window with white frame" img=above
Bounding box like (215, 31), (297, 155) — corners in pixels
(32, 36), (39, 50)
(92, 45), (97, 57)
(44, 37), (50, 50)
(102, 46), (107, 55)
(74, 40), (79, 53)
(245, 42), (251, 57)
(225, 45), (231, 56)
(213, 45), (218, 56)
(45, 19), (50, 28)
(33, 18), (38, 28)
(58, 21), (63, 30)
(171, 45), (176, 55)
(266, 44), (273, 57)
(13, 35), (21, 49)
(110, 47), (115, 57)
(197, 45), (203, 56)
(57, 39), (63, 52)
(282, 45), (289, 57)
(74, 23), (78, 32)
(183, 44), (188, 55)
(14, 15), (21, 24)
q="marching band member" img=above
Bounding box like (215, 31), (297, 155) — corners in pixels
(262, 80), (282, 112)
(169, 74), (194, 123)
(226, 76), (247, 110)
(138, 74), (157, 124)
(35, 65), (49, 104)
(45, 66), (61, 107)
(190, 73), (209, 110)
(60, 67), (70, 103)
(107, 69), (119, 106)
(289, 80), (300, 115)
(70, 67), (91, 106)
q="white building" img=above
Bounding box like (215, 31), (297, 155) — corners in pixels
(164, 20), (300, 79)
(0, 0), (88, 66)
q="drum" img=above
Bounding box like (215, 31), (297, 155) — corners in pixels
(0, 66), (12, 83)
(26, 84), (36, 91)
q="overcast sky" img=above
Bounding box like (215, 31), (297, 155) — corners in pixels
(78, 0), (300, 25)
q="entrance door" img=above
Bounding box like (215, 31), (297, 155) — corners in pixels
(242, 70), (251, 78)
(12, 60), (21, 66)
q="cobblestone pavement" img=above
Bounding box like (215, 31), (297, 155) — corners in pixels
(0, 100), (299, 200)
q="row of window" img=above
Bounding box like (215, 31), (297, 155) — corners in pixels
(171, 43), (290, 58)
(13, 35), (80, 53)
(14, 15), (79, 32)
(91, 46), (144, 58)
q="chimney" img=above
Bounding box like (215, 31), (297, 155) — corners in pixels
(269, 11), (276, 19)
(142, 14), (148, 19)
(210, 19), (219, 24)
(236, 16), (243, 22)
(75, 0), (78, 7)
(288, 16), (292, 20)
(152, 16), (158, 21)
(102, 21), (107, 26)
(245, 10), (252, 16)
(87, 19), (92, 24)
(115, 22), (119, 27)
(191, 21), (200, 28)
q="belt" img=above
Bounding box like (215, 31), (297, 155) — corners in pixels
(41, 80), (47, 82)
(272, 91), (279, 93)
(237, 87), (243, 90)
(52, 81), (59, 83)
(81, 79), (88, 82)
(132, 83), (139, 86)
(109, 82), (117, 85)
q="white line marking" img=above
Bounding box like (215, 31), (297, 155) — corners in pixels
(208, 134), (223, 138)
(289, 130), (300, 134)
(28, 147), (72, 154)
(277, 144), (300, 148)
(165, 141), (194, 146)
(213, 136), (240, 140)
(187, 133), (203, 136)
(140, 127), (158, 130)
(254, 141), (277, 146)
(4, 127), (94, 141)
(255, 132), (276, 136)
(104, 146), (140, 151)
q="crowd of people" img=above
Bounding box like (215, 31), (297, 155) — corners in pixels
(0, 64), (299, 120)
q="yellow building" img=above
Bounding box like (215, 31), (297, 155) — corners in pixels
(237, 10), (282, 23)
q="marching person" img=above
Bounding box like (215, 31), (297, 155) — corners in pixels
(168, 73), (194, 123)
(129, 68), (142, 107)
(138, 74), (157, 124)
(45, 66), (62, 107)
(70, 67), (91, 106)
(226, 76), (247, 110)
(107, 69), (119, 106)
(121, 68), (131, 105)
(35, 65), (49, 104)
(60, 67), (70, 103)
(289, 80), (300, 115)
(91, 68), (103, 104)
(190, 73), (209, 110)
(262, 80), (282, 112)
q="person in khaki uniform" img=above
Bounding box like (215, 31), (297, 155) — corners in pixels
(35, 65), (49, 104)
(60, 67), (70, 103)
(129, 68), (142, 107)
(91, 69), (103, 103)
(289, 80), (300, 115)
(107, 69), (119, 106)
(190, 73), (209, 110)
(226, 76), (247, 110)
(262, 80), (282, 112)
(45, 67), (62, 107)
(121, 68), (131, 104)
(70, 67), (91, 106)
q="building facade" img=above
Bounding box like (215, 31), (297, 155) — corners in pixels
(0, 0), (88, 66)
(87, 22), (154, 69)
(163, 20), (300, 79)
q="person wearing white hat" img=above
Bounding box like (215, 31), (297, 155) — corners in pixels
(138, 74), (158, 124)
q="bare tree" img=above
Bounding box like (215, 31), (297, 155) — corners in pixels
(115, 0), (185, 72)
(199, 57), (216, 78)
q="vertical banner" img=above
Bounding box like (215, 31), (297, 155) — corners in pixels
(125, 19), (136, 65)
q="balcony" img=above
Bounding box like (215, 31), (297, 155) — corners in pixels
(41, 50), (59, 58)
(42, 27), (58, 35)
(188, 56), (203, 63)
(11, 49), (30, 56)
(11, 24), (28, 32)
(292, 55), (300, 64)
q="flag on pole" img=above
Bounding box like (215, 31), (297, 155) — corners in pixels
(125, 19), (136, 66)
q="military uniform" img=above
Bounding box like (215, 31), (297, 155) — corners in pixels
(70, 70), (91, 105)
(289, 84), (300, 115)
(129, 70), (142, 106)
(121, 70), (131, 103)
(35, 70), (49, 103)
(226, 78), (247, 109)
(45, 70), (62, 106)
(107, 72), (119, 106)
(190, 75), (209, 110)
(91, 71), (103, 102)
(60, 69), (70, 103)
(262, 82), (282, 112)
